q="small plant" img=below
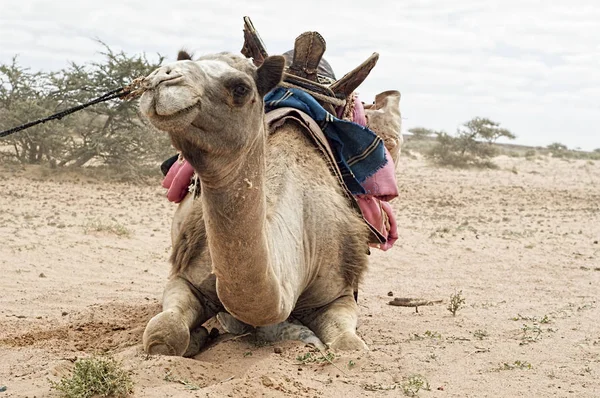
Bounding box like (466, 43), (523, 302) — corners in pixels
(50, 356), (133, 398)
(401, 374), (431, 397)
(473, 329), (489, 340)
(296, 351), (336, 365)
(520, 324), (543, 345)
(511, 314), (550, 323)
(164, 371), (200, 390)
(423, 330), (442, 339)
(409, 330), (442, 341)
(497, 360), (533, 371)
(447, 290), (465, 316)
(347, 360), (356, 369)
(84, 220), (131, 237)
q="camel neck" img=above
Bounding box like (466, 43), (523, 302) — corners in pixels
(191, 127), (273, 287)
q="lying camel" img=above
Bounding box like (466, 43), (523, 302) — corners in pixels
(140, 51), (375, 355)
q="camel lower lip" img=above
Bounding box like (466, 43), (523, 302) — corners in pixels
(154, 102), (198, 118)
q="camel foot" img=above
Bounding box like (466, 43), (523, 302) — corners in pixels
(143, 310), (190, 356)
(217, 312), (252, 335)
(216, 312), (326, 350)
(183, 326), (209, 357)
(327, 331), (368, 351)
(297, 293), (368, 351)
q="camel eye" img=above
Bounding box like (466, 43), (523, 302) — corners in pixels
(232, 84), (250, 97)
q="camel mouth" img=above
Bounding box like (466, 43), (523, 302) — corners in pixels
(154, 101), (199, 119)
(140, 89), (201, 132)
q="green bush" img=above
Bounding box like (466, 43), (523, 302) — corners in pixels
(0, 42), (171, 171)
(50, 356), (133, 398)
(427, 117), (515, 168)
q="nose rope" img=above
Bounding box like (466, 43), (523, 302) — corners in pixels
(0, 76), (148, 139)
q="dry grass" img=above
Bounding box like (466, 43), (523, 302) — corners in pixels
(50, 356), (133, 398)
(83, 219), (132, 237)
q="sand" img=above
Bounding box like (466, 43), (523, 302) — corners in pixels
(1, 155), (599, 397)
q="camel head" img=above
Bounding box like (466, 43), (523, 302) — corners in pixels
(140, 52), (285, 163)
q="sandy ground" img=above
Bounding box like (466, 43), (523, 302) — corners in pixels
(0, 155), (599, 398)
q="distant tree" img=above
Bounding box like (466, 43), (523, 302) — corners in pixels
(408, 127), (435, 140)
(0, 57), (69, 164)
(427, 117), (516, 168)
(546, 142), (568, 158)
(0, 43), (171, 170)
(594, 148), (600, 153)
(547, 142), (568, 152)
(460, 117), (516, 144)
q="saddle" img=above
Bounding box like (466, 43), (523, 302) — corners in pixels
(241, 16), (379, 114)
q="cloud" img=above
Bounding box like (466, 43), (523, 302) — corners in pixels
(1, 0), (599, 150)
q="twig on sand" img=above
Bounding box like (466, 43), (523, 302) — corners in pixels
(387, 298), (443, 313)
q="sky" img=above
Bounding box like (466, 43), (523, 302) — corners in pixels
(1, 0), (599, 150)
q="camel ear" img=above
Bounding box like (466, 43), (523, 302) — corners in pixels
(256, 55), (285, 97)
(177, 50), (193, 61)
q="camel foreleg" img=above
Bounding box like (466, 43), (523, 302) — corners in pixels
(143, 276), (216, 356)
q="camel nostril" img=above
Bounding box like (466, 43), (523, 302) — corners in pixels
(166, 69), (171, 75)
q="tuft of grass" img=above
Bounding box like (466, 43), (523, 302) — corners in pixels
(50, 356), (133, 398)
(447, 290), (465, 316)
(296, 351), (336, 364)
(163, 371), (200, 390)
(497, 360), (533, 371)
(401, 374), (431, 397)
(409, 330), (442, 341)
(473, 329), (489, 340)
(84, 220), (131, 237)
(520, 324), (543, 345)
(510, 314), (551, 323)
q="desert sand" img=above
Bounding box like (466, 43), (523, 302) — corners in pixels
(1, 155), (599, 397)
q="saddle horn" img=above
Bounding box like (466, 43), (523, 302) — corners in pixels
(330, 52), (379, 98)
(241, 16), (268, 67)
(287, 32), (326, 82)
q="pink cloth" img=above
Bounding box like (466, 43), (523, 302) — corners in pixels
(349, 94), (399, 251)
(162, 159), (194, 203)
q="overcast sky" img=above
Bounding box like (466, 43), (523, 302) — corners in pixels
(2, 0), (599, 150)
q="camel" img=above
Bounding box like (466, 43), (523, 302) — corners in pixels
(140, 52), (374, 356)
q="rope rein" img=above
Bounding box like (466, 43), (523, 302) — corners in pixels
(0, 75), (347, 139)
(0, 77), (147, 139)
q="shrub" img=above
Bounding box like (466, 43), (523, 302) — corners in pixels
(0, 42), (171, 172)
(427, 117), (515, 168)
